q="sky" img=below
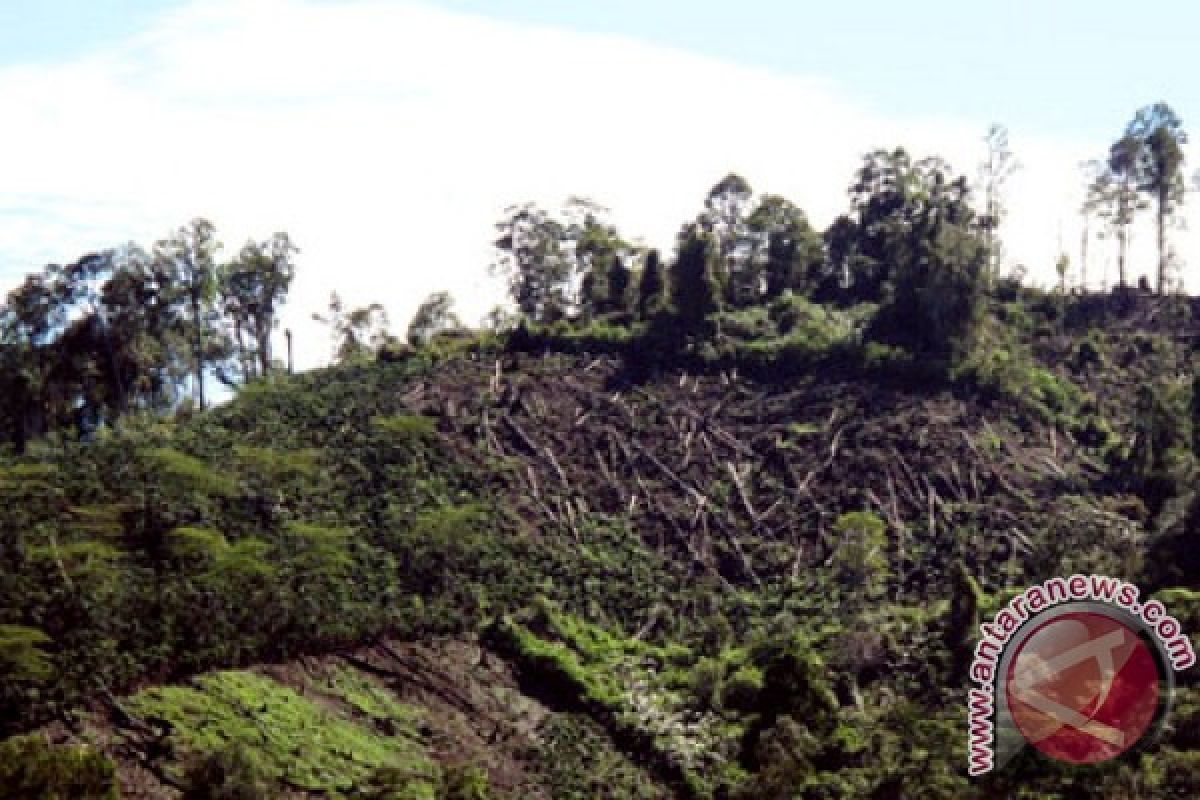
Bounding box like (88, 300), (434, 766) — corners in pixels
(0, 0), (1197, 369)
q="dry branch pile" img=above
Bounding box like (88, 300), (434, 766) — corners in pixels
(402, 351), (1114, 595)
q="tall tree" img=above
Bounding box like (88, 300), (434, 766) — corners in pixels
(221, 233), (297, 380)
(101, 243), (190, 411)
(828, 148), (944, 304)
(1104, 134), (1146, 288)
(565, 199), (628, 318)
(1079, 160), (1106, 290)
(745, 194), (824, 300)
(865, 158), (988, 364)
(977, 124), (1020, 280)
(155, 219), (221, 409)
(636, 249), (667, 318)
(670, 225), (722, 328)
(702, 174), (756, 305)
(607, 255), (633, 314)
(1127, 103), (1187, 293)
(492, 203), (570, 323)
(0, 272), (67, 450)
(407, 291), (462, 346)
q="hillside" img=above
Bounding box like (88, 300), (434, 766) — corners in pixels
(1, 287), (1200, 798)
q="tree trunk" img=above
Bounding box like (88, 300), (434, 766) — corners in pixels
(1080, 216), (1089, 292)
(285, 329), (294, 375)
(1117, 226), (1128, 288)
(1157, 193), (1167, 295)
(257, 315), (272, 378)
(191, 293), (205, 410)
(233, 318), (251, 381)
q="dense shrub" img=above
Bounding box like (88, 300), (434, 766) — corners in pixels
(0, 736), (120, 800)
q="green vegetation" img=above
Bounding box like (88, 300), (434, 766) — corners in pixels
(127, 671), (438, 794)
(5, 104), (1200, 798)
(0, 735), (120, 799)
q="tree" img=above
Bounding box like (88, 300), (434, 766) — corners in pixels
(407, 291), (462, 346)
(1104, 134), (1147, 288)
(607, 255), (633, 315)
(480, 306), (517, 333)
(1055, 253), (1070, 292)
(636, 249), (667, 318)
(101, 244), (191, 411)
(155, 219), (222, 409)
(566, 199), (629, 318)
(977, 124), (1020, 280)
(745, 194), (823, 300)
(491, 203), (570, 323)
(827, 148), (927, 304)
(1125, 384), (1179, 515)
(0, 272), (69, 450)
(701, 174), (757, 306)
(312, 292), (391, 363)
(1079, 160), (1106, 290)
(865, 158), (988, 365)
(669, 225), (722, 328)
(220, 233), (297, 381)
(1127, 103), (1187, 293)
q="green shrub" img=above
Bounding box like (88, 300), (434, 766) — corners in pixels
(0, 735), (120, 800)
(723, 664), (764, 712)
(712, 307), (774, 340)
(830, 512), (889, 598)
(440, 765), (492, 800)
(182, 745), (271, 800)
(1070, 333), (1106, 371)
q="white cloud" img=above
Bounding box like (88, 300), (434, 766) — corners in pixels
(0, 0), (1189, 368)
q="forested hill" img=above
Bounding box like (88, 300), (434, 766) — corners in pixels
(1, 284), (1200, 798)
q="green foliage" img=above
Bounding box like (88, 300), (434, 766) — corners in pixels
(669, 226), (723, 329)
(954, 317), (1083, 424)
(0, 625), (53, 683)
(231, 445), (320, 482)
(6, 142), (1200, 800)
(1124, 383), (1184, 515)
(373, 413), (438, 441)
(0, 735), (120, 799)
(141, 447), (239, 499)
(313, 292), (394, 363)
(636, 250), (668, 318)
(492, 203), (571, 323)
(538, 714), (668, 800)
(1070, 331), (1106, 371)
(439, 765), (492, 800)
(219, 233), (297, 382)
(829, 512), (889, 598)
(407, 292), (462, 348)
(746, 194), (824, 300)
(488, 603), (725, 796)
(127, 671), (438, 794)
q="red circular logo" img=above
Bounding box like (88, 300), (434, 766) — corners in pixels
(1005, 610), (1164, 764)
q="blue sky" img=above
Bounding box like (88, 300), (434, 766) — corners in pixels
(0, 0), (1193, 366)
(0, 1), (172, 61)
(5, 1), (1192, 144)
(430, 0), (1194, 141)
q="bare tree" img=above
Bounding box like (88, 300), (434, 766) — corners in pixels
(978, 124), (1020, 280)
